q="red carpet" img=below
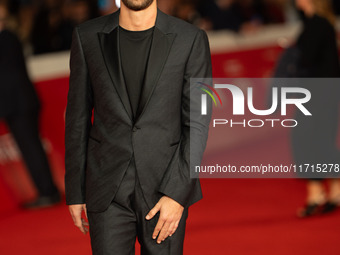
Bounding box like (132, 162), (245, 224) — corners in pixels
(0, 134), (340, 254)
(0, 178), (339, 255)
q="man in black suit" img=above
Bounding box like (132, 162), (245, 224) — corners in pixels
(65, 0), (212, 254)
(0, 3), (60, 208)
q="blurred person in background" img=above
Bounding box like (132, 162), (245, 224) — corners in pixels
(236, 0), (266, 33)
(14, 0), (35, 45)
(173, 0), (201, 24)
(197, 0), (286, 33)
(332, 0), (340, 15)
(59, 0), (100, 52)
(31, 0), (99, 55)
(4, 0), (33, 42)
(31, 0), (68, 54)
(260, 0), (286, 24)
(197, 0), (244, 31)
(291, 0), (340, 217)
(98, 0), (118, 15)
(236, 0), (286, 32)
(157, 0), (200, 24)
(283, 0), (300, 23)
(87, 0), (101, 18)
(64, 0), (97, 26)
(157, 0), (178, 15)
(0, 2), (60, 209)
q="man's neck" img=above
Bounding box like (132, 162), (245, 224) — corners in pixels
(119, 2), (157, 31)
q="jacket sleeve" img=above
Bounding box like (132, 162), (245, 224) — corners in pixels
(64, 27), (93, 205)
(158, 29), (213, 207)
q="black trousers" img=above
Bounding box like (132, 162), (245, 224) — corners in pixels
(5, 111), (58, 196)
(87, 157), (188, 255)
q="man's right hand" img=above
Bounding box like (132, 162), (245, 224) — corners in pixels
(69, 204), (89, 234)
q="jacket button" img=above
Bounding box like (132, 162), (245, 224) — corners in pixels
(132, 126), (138, 132)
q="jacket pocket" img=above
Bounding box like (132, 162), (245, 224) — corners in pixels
(88, 136), (101, 144)
(169, 141), (180, 147)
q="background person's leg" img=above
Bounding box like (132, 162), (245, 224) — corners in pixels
(6, 111), (59, 200)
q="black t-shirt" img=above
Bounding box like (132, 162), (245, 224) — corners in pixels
(119, 25), (154, 120)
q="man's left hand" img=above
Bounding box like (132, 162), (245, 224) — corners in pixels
(145, 196), (184, 244)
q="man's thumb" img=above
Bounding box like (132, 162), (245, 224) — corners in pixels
(145, 203), (160, 220)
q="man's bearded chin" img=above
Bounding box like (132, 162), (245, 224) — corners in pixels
(121, 0), (154, 11)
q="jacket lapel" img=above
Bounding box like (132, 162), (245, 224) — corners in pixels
(97, 11), (133, 121)
(135, 10), (176, 122)
(97, 9), (175, 123)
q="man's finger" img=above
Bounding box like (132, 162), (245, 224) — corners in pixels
(169, 220), (180, 236)
(82, 219), (89, 233)
(83, 204), (88, 219)
(157, 221), (171, 244)
(72, 209), (85, 233)
(83, 224), (89, 233)
(167, 221), (176, 237)
(76, 224), (86, 234)
(82, 218), (89, 226)
(68, 205), (89, 234)
(152, 217), (165, 239)
(146, 203), (161, 220)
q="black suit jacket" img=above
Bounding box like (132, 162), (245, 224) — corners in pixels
(0, 30), (40, 118)
(65, 9), (212, 213)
